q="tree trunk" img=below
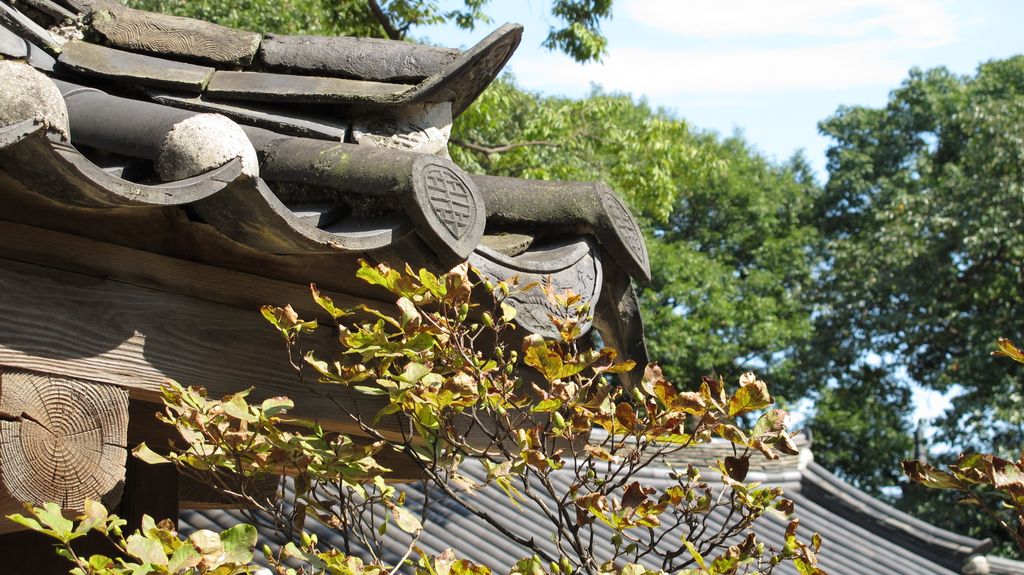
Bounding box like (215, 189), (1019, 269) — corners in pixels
(0, 369), (129, 533)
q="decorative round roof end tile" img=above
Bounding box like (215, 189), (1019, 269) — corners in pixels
(405, 157), (484, 263)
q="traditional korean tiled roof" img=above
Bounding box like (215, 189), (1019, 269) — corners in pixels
(181, 434), (1024, 575)
(0, 0), (650, 371)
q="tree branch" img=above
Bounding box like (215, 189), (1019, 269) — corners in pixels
(366, 0), (403, 40)
(452, 139), (560, 154)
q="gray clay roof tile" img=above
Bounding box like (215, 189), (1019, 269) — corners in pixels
(179, 439), (1024, 575)
(86, 1), (263, 67)
(143, 90), (349, 141)
(205, 70), (413, 104)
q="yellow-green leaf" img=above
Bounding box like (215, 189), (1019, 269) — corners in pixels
(260, 397), (293, 417)
(500, 302), (517, 323)
(728, 373), (772, 417)
(993, 337), (1024, 364)
(126, 533), (168, 566)
(223, 394), (257, 423)
(311, 284), (349, 320)
(391, 505), (422, 534)
(132, 443), (170, 465)
(168, 544), (202, 572)
(220, 524), (257, 564)
(683, 540), (706, 568)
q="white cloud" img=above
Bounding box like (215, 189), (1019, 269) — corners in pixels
(507, 0), (964, 98)
(512, 40), (911, 96)
(624, 0), (958, 48)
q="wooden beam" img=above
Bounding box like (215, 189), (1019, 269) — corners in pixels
(120, 457), (178, 531)
(0, 369), (128, 534)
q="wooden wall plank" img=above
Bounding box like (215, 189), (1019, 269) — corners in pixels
(0, 258), (395, 437)
(0, 220), (377, 320)
(120, 457), (179, 531)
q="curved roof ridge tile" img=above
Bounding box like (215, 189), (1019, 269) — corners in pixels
(405, 23), (522, 117)
(52, 0), (518, 118)
(473, 175), (650, 282)
(0, 117), (245, 207)
(190, 177), (410, 255)
(248, 133), (485, 262)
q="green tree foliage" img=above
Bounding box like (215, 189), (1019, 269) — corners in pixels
(451, 79), (722, 222)
(804, 56), (1024, 494)
(809, 369), (914, 494)
(640, 146), (818, 391)
(124, 0), (611, 62)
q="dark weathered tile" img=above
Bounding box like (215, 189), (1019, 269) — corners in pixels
(206, 71), (411, 104)
(258, 34), (458, 83)
(145, 90), (348, 141)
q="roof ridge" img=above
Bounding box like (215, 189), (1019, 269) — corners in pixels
(802, 460), (984, 553)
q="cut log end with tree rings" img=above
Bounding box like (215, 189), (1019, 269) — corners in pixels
(0, 369), (129, 522)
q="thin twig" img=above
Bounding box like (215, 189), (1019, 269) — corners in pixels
(366, 0), (402, 39)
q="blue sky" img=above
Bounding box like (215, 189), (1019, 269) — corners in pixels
(418, 0), (1024, 179)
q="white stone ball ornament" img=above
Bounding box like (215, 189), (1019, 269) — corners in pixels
(156, 113), (259, 182)
(0, 59), (70, 138)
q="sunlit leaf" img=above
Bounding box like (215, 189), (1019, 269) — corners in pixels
(728, 373), (772, 417)
(168, 544), (202, 572)
(902, 460), (964, 490)
(223, 393), (258, 423)
(126, 533), (168, 566)
(993, 337), (1024, 364)
(391, 505), (422, 534)
(221, 523), (258, 564)
(260, 396), (293, 417)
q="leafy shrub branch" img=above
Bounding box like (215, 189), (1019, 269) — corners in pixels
(12, 262), (825, 575)
(903, 337), (1024, 552)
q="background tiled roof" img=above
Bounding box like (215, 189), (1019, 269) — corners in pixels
(181, 436), (1020, 575)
